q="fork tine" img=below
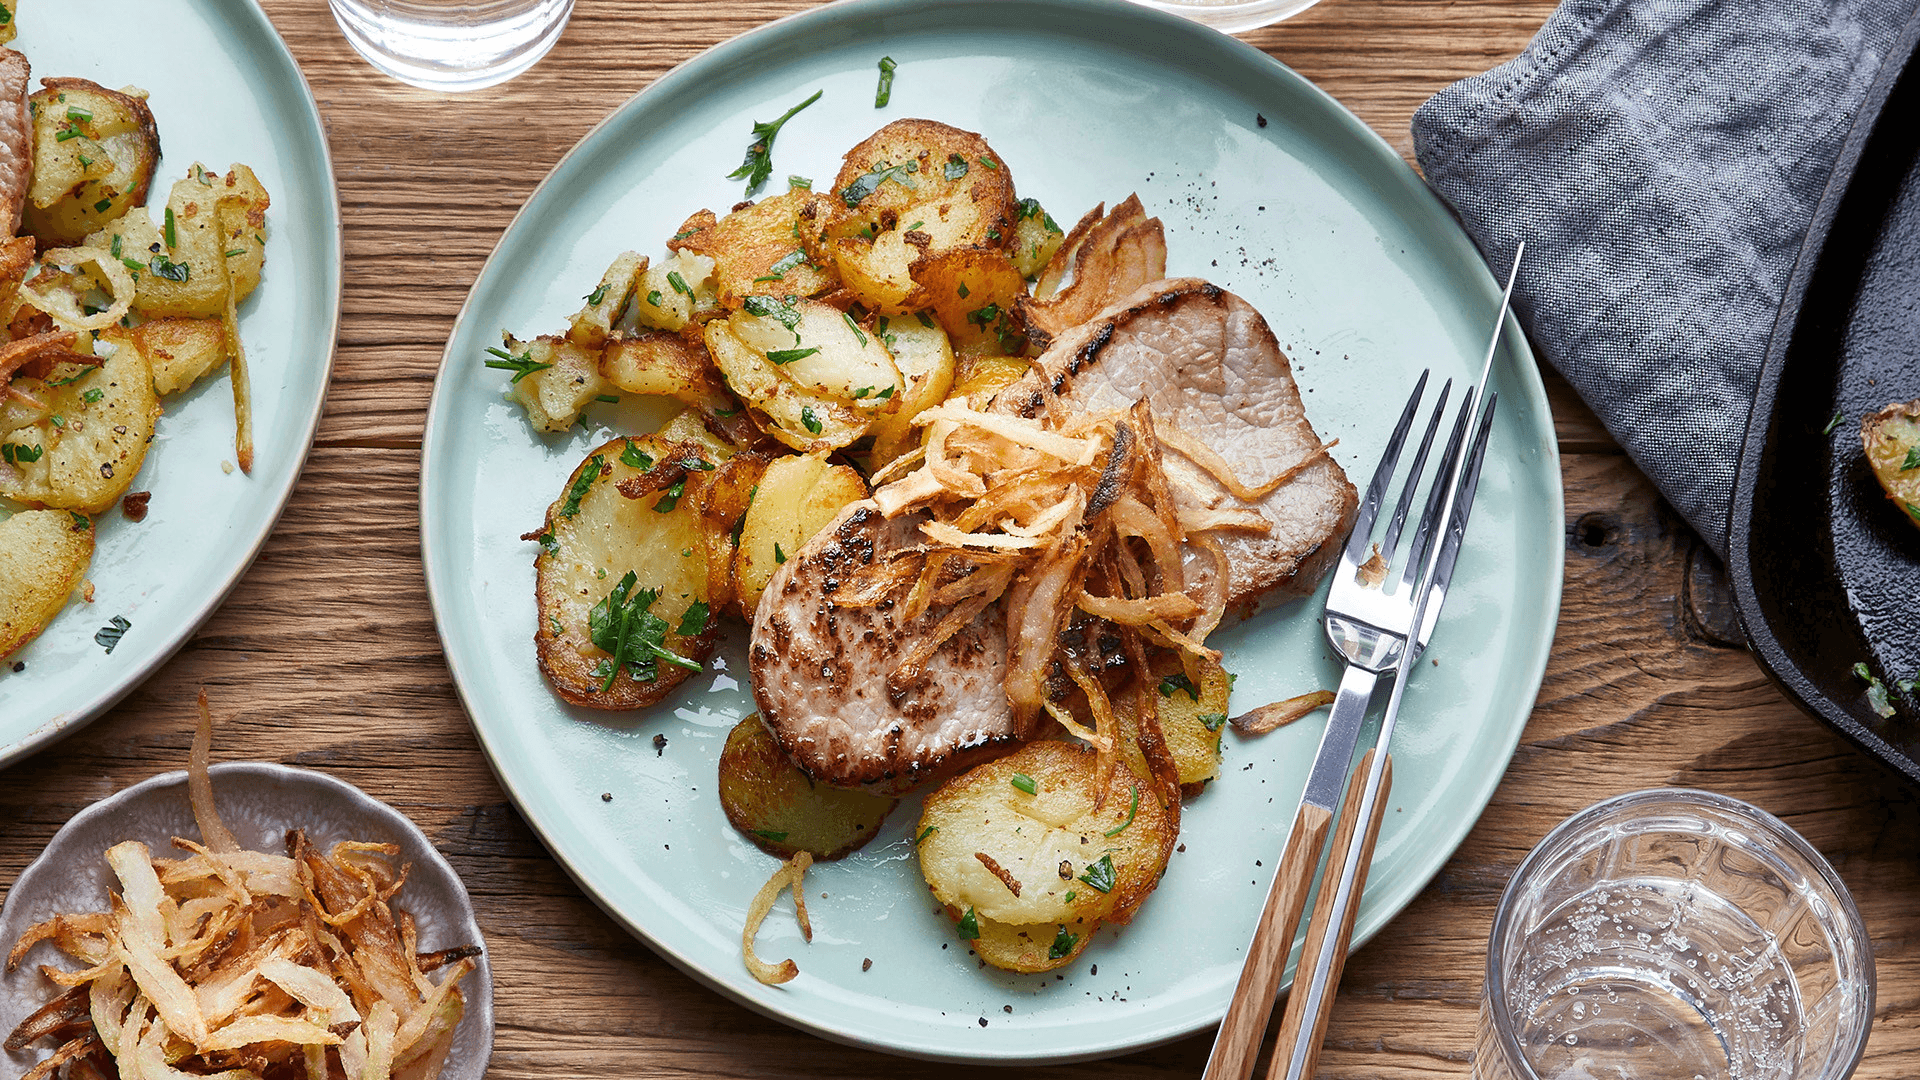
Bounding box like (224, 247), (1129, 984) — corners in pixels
(1416, 393), (1498, 646)
(1397, 392), (1476, 593)
(1377, 378), (1452, 565)
(1340, 369), (1430, 567)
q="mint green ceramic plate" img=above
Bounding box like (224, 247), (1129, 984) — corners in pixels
(0, 0), (341, 766)
(421, 0), (1562, 1062)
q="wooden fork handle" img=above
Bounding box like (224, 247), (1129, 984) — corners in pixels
(1202, 798), (1334, 1080)
(1267, 749), (1394, 1080)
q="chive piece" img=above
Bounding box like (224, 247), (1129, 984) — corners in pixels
(768, 249), (809, 276)
(1824, 409), (1843, 435)
(752, 829), (790, 842)
(647, 289), (663, 307)
(586, 282), (609, 305)
(483, 345), (552, 383)
(667, 270), (692, 296)
(224, 248), (247, 258)
(93, 197), (113, 213)
(1902, 445), (1920, 471)
(94, 614), (130, 653)
(1009, 772), (1037, 795)
(915, 824), (938, 845)
(978, 156), (998, 169)
(110, 233), (122, 258)
(742, 294), (801, 331)
(788, 174), (812, 189)
(915, 311), (934, 328)
(844, 312), (869, 346)
(82, 388), (104, 404)
(725, 89), (824, 195)
(766, 346), (820, 365)
(149, 255), (190, 282)
(957, 907), (980, 940)
(875, 56), (897, 108)
(906, 220), (924, 232)
(594, 393), (619, 403)
(164, 206), (178, 249)
(1104, 785), (1140, 837)
(550, 616), (564, 635)
(55, 125), (82, 142)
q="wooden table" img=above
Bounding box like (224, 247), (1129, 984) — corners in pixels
(6, 1), (1918, 1076)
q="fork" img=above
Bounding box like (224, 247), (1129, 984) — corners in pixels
(1204, 245), (1521, 1080)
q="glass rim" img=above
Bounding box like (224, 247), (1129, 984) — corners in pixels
(1482, 787), (1875, 1080)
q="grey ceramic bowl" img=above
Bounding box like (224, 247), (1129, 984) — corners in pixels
(0, 762), (493, 1078)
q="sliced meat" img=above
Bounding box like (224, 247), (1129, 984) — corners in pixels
(0, 49), (27, 234)
(750, 278), (1355, 792)
(992, 278), (1357, 613)
(750, 505), (1021, 794)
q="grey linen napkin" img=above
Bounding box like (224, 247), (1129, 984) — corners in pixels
(1411, 0), (1917, 558)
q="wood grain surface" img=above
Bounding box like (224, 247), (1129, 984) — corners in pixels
(7, 1), (1920, 1077)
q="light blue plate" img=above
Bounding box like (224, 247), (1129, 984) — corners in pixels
(0, 0), (342, 765)
(421, 0), (1563, 1062)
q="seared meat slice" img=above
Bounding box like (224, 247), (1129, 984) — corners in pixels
(992, 278), (1357, 613)
(750, 505), (1022, 794)
(750, 278), (1355, 791)
(0, 50), (27, 233)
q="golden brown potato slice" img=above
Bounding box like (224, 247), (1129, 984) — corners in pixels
(690, 449), (770, 619)
(532, 435), (720, 710)
(703, 316), (870, 452)
(567, 251), (647, 349)
(24, 79), (161, 248)
(498, 333), (607, 434)
(211, 163), (271, 304)
(1862, 400), (1920, 531)
(734, 451), (867, 619)
(0, 342), (158, 513)
(727, 297), (902, 405)
(86, 164), (270, 320)
(0, 508), (94, 660)
(1137, 652), (1231, 791)
(718, 714), (897, 860)
(1007, 198), (1067, 280)
(809, 120), (1018, 314)
(916, 739), (1175, 931)
(99, 316), (225, 396)
(599, 330), (738, 416)
(918, 247), (1029, 359)
(629, 250), (719, 332)
(865, 314), (955, 466)
(947, 906), (1098, 974)
(678, 189), (837, 309)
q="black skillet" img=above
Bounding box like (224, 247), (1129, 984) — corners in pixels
(1730, 5), (1920, 786)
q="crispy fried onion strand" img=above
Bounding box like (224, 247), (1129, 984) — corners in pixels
(852, 396), (1327, 733)
(742, 851), (813, 986)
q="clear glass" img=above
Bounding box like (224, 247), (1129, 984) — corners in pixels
(326, 0), (574, 92)
(1122, 0), (1326, 35)
(1476, 789), (1874, 1080)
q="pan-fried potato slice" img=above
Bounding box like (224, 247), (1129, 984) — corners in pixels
(950, 907), (1098, 974)
(599, 330), (737, 416)
(718, 714), (897, 860)
(919, 247), (1028, 358)
(1139, 652), (1231, 791)
(0, 508), (94, 660)
(916, 739), (1174, 929)
(1008, 198), (1066, 280)
(567, 252), (647, 349)
(949, 354), (1031, 403)
(808, 120), (1018, 314)
(703, 317), (868, 452)
(734, 451), (867, 618)
(24, 79), (161, 247)
(728, 298), (902, 405)
(532, 435), (719, 709)
(629, 250), (719, 332)
(95, 165), (266, 319)
(0, 345), (158, 513)
(1862, 399), (1920, 531)
(678, 189), (837, 308)
(691, 449), (769, 618)
(499, 333), (607, 433)
(99, 317), (225, 396)
(866, 314), (955, 466)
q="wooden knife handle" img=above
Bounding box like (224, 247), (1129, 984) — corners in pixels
(1266, 749), (1393, 1080)
(1202, 799), (1334, 1080)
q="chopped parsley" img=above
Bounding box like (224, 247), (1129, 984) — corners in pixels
(95, 615), (131, 653)
(788, 174), (812, 190)
(93, 198), (112, 213)
(2, 443), (43, 464)
(1824, 409), (1844, 436)
(755, 249), (810, 282)
(773, 542), (787, 564)
(667, 270), (692, 296)
(620, 440), (654, 470)
(594, 393), (619, 403)
(956, 281), (969, 299)
(766, 346), (819, 365)
(484, 345), (551, 383)
(1078, 854), (1115, 894)
(1048, 926), (1077, 960)
(1902, 445), (1920, 471)
(725, 89), (823, 195)
(957, 907), (980, 940)
(677, 601), (712, 636)
(800, 405), (823, 435)
(943, 153), (969, 181)
(559, 455), (603, 518)
(149, 255), (190, 283)
(1010, 772), (1037, 795)
(875, 56), (897, 108)
(646, 289), (663, 307)
(1159, 673), (1200, 701)
(966, 302), (1002, 327)
(69, 512), (90, 531)
(1854, 661), (1897, 718)
(587, 571), (701, 691)
(1104, 785), (1140, 837)
(875, 385), (894, 400)
(537, 532), (558, 555)
(839, 159), (919, 208)
(653, 477), (687, 512)
(915, 311), (935, 328)
(742, 294), (802, 331)
(585, 282), (609, 305)
(752, 829), (789, 842)
(843, 312), (868, 346)
(1198, 712), (1229, 732)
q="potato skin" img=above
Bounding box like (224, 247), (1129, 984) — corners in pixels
(0, 508), (94, 659)
(1861, 399), (1920, 531)
(717, 714), (896, 860)
(533, 435), (720, 710)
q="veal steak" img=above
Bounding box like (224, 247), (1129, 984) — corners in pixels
(750, 278), (1356, 792)
(0, 50), (28, 234)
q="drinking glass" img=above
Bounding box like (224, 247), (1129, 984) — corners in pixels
(1476, 789), (1873, 1080)
(327, 0), (574, 92)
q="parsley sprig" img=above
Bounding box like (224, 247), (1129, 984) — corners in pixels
(588, 571), (702, 692)
(726, 89), (823, 196)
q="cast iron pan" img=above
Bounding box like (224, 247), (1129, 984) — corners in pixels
(1731, 6), (1920, 786)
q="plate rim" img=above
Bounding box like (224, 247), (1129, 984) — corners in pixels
(0, 761), (495, 1079)
(418, 0), (1564, 1061)
(0, 0), (346, 768)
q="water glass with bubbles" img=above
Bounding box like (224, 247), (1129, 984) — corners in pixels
(1476, 789), (1873, 1080)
